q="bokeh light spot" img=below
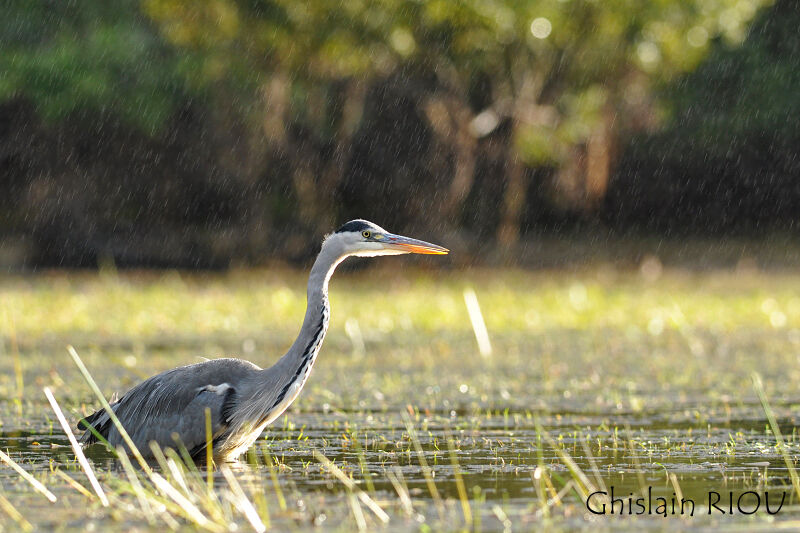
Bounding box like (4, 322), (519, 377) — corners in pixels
(530, 17), (552, 39)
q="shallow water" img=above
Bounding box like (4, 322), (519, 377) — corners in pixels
(2, 385), (800, 530)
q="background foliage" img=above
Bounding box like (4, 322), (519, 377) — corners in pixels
(0, 0), (796, 267)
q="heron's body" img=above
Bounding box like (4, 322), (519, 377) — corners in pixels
(78, 220), (447, 462)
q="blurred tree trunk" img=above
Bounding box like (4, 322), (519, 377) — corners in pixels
(585, 105), (615, 208)
(318, 80), (366, 218)
(551, 105), (617, 213)
(497, 154), (526, 248)
(422, 95), (477, 224)
(262, 73), (290, 146)
(260, 75), (366, 240)
(497, 68), (541, 248)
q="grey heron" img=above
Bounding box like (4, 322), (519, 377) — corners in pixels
(78, 220), (448, 462)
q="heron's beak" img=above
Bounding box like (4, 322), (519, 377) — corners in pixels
(383, 234), (449, 255)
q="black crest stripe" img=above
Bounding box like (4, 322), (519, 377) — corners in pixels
(335, 220), (373, 234)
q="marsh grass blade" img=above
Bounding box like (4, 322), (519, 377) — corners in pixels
(579, 432), (608, 495)
(463, 287), (492, 357)
(0, 491), (32, 531)
(116, 449), (157, 524)
(752, 372), (800, 501)
(149, 470), (221, 532)
(54, 469), (95, 500)
(0, 448), (57, 502)
(347, 490), (367, 531)
(67, 345), (152, 473)
(165, 456), (193, 500)
(261, 443), (287, 511)
(445, 430), (472, 526)
(43, 386), (109, 506)
(402, 413), (445, 520)
(624, 423), (649, 498)
(385, 467), (414, 516)
(492, 505), (512, 530)
(169, 436), (226, 516)
(538, 430), (596, 501)
(220, 466), (266, 533)
(205, 407), (214, 489)
(532, 468), (549, 518)
(668, 473), (684, 508)
(246, 448), (271, 528)
(164, 447), (220, 512)
(348, 429), (376, 495)
(534, 479), (577, 519)
(313, 450), (390, 524)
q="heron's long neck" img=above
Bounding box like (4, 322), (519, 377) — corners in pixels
(285, 244), (343, 364)
(259, 242), (346, 408)
(225, 240), (347, 438)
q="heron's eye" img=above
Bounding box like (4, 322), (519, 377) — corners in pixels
(362, 230), (371, 239)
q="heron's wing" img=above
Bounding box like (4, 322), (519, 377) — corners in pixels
(173, 384), (238, 458)
(78, 358), (259, 454)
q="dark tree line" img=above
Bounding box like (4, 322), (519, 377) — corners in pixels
(0, 0), (796, 268)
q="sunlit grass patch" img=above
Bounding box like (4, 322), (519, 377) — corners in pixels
(3, 267), (800, 350)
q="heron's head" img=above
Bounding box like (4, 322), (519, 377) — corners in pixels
(329, 219), (448, 258)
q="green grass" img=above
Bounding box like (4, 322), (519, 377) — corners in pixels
(3, 267), (800, 343)
(1, 267), (800, 530)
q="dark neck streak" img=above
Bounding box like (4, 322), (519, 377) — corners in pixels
(269, 295), (329, 410)
(261, 241), (343, 414)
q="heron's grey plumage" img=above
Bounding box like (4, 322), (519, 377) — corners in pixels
(78, 220), (447, 462)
